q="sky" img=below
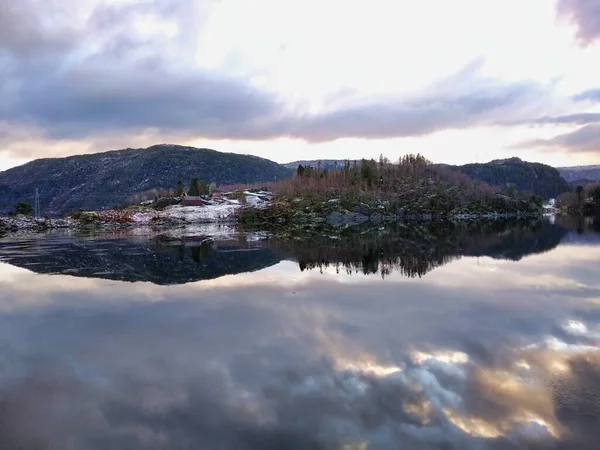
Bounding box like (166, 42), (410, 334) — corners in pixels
(1, 0), (600, 171)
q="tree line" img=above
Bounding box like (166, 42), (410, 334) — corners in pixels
(281, 154), (542, 213)
(557, 183), (600, 216)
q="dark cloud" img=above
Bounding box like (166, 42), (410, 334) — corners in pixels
(0, 0), (556, 158)
(0, 56), (549, 146)
(284, 79), (545, 142)
(557, 0), (600, 45)
(520, 124), (600, 153)
(0, 0), (78, 56)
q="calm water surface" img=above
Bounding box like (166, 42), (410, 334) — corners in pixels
(0, 220), (599, 449)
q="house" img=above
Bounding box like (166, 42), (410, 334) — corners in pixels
(182, 196), (207, 206)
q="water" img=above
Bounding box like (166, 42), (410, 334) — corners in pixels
(0, 219), (599, 449)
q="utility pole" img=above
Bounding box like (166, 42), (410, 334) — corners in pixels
(34, 186), (41, 218)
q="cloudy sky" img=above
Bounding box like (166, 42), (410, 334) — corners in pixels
(1, 0), (600, 171)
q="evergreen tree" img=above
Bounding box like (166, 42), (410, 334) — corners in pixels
(297, 164), (305, 177)
(15, 201), (33, 216)
(175, 180), (184, 196)
(576, 185), (584, 203)
(188, 178), (200, 196)
(198, 181), (210, 196)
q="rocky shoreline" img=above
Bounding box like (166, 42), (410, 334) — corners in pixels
(321, 209), (541, 227)
(1, 195), (544, 234)
(1, 209), (543, 235)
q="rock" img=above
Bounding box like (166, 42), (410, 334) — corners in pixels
(352, 204), (373, 216)
(153, 197), (182, 210)
(327, 211), (369, 227)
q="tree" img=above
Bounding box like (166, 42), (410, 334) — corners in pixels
(592, 185), (600, 216)
(188, 178), (200, 196)
(14, 201), (33, 216)
(576, 185), (584, 203)
(175, 180), (184, 197)
(297, 164), (305, 177)
(360, 159), (377, 186)
(530, 194), (543, 208)
(198, 181), (210, 196)
(592, 185), (600, 202)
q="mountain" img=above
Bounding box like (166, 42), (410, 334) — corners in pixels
(283, 160), (345, 171)
(0, 144), (292, 216)
(451, 157), (571, 199)
(558, 165), (600, 184)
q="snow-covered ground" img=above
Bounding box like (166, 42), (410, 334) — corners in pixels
(1, 191), (273, 233)
(128, 199), (248, 225)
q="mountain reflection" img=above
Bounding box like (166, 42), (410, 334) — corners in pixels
(1, 219), (599, 284)
(0, 220), (587, 284)
(0, 230), (281, 285)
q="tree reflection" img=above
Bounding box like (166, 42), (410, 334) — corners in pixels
(269, 220), (569, 279)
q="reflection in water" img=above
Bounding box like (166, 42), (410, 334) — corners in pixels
(0, 220), (576, 283)
(271, 220), (568, 278)
(0, 221), (599, 449)
(0, 230), (281, 285)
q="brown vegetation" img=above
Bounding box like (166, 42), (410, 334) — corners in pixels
(557, 182), (600, 216)
(240, 155), (541, 221)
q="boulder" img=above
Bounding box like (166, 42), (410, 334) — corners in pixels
(153, 197), (182, 210)
(352, 204), (373, 216)
(327, 211), (369, 227)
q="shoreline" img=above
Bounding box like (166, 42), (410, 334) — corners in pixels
(1, 208), (544, 235)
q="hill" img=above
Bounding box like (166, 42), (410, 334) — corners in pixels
(283, 160), (345, 170)
(451, 157), (571, 199)
(558, 165), (600, 184)
(285, 157), (570, 199)
(0, 144), (292, 216)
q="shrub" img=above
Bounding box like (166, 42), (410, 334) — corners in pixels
(14, 201), (33, 216)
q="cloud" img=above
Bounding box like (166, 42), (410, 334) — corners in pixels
(283, 76), (548, 142)
(557, 0), (600, 45)
(518, 124), (600, 153)
(0, 0), (79, 56)
(574, 89), (600, 102)
(1, 231), (600, 448)
(0, 0), (559, 162)
(530, 113), (600, 126)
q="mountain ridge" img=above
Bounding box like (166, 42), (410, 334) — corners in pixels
(452, 157), (571, 199)
(0, 144), (292, 216)
(558, 165), (600, 184)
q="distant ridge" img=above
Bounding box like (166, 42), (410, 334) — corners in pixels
(282, 160), (345, 170)
(0, 144), (292, 216)
(558, 165), (600, 184)
(451, 157), (571, 199)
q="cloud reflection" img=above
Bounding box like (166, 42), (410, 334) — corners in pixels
(0, 226), (599, 448)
